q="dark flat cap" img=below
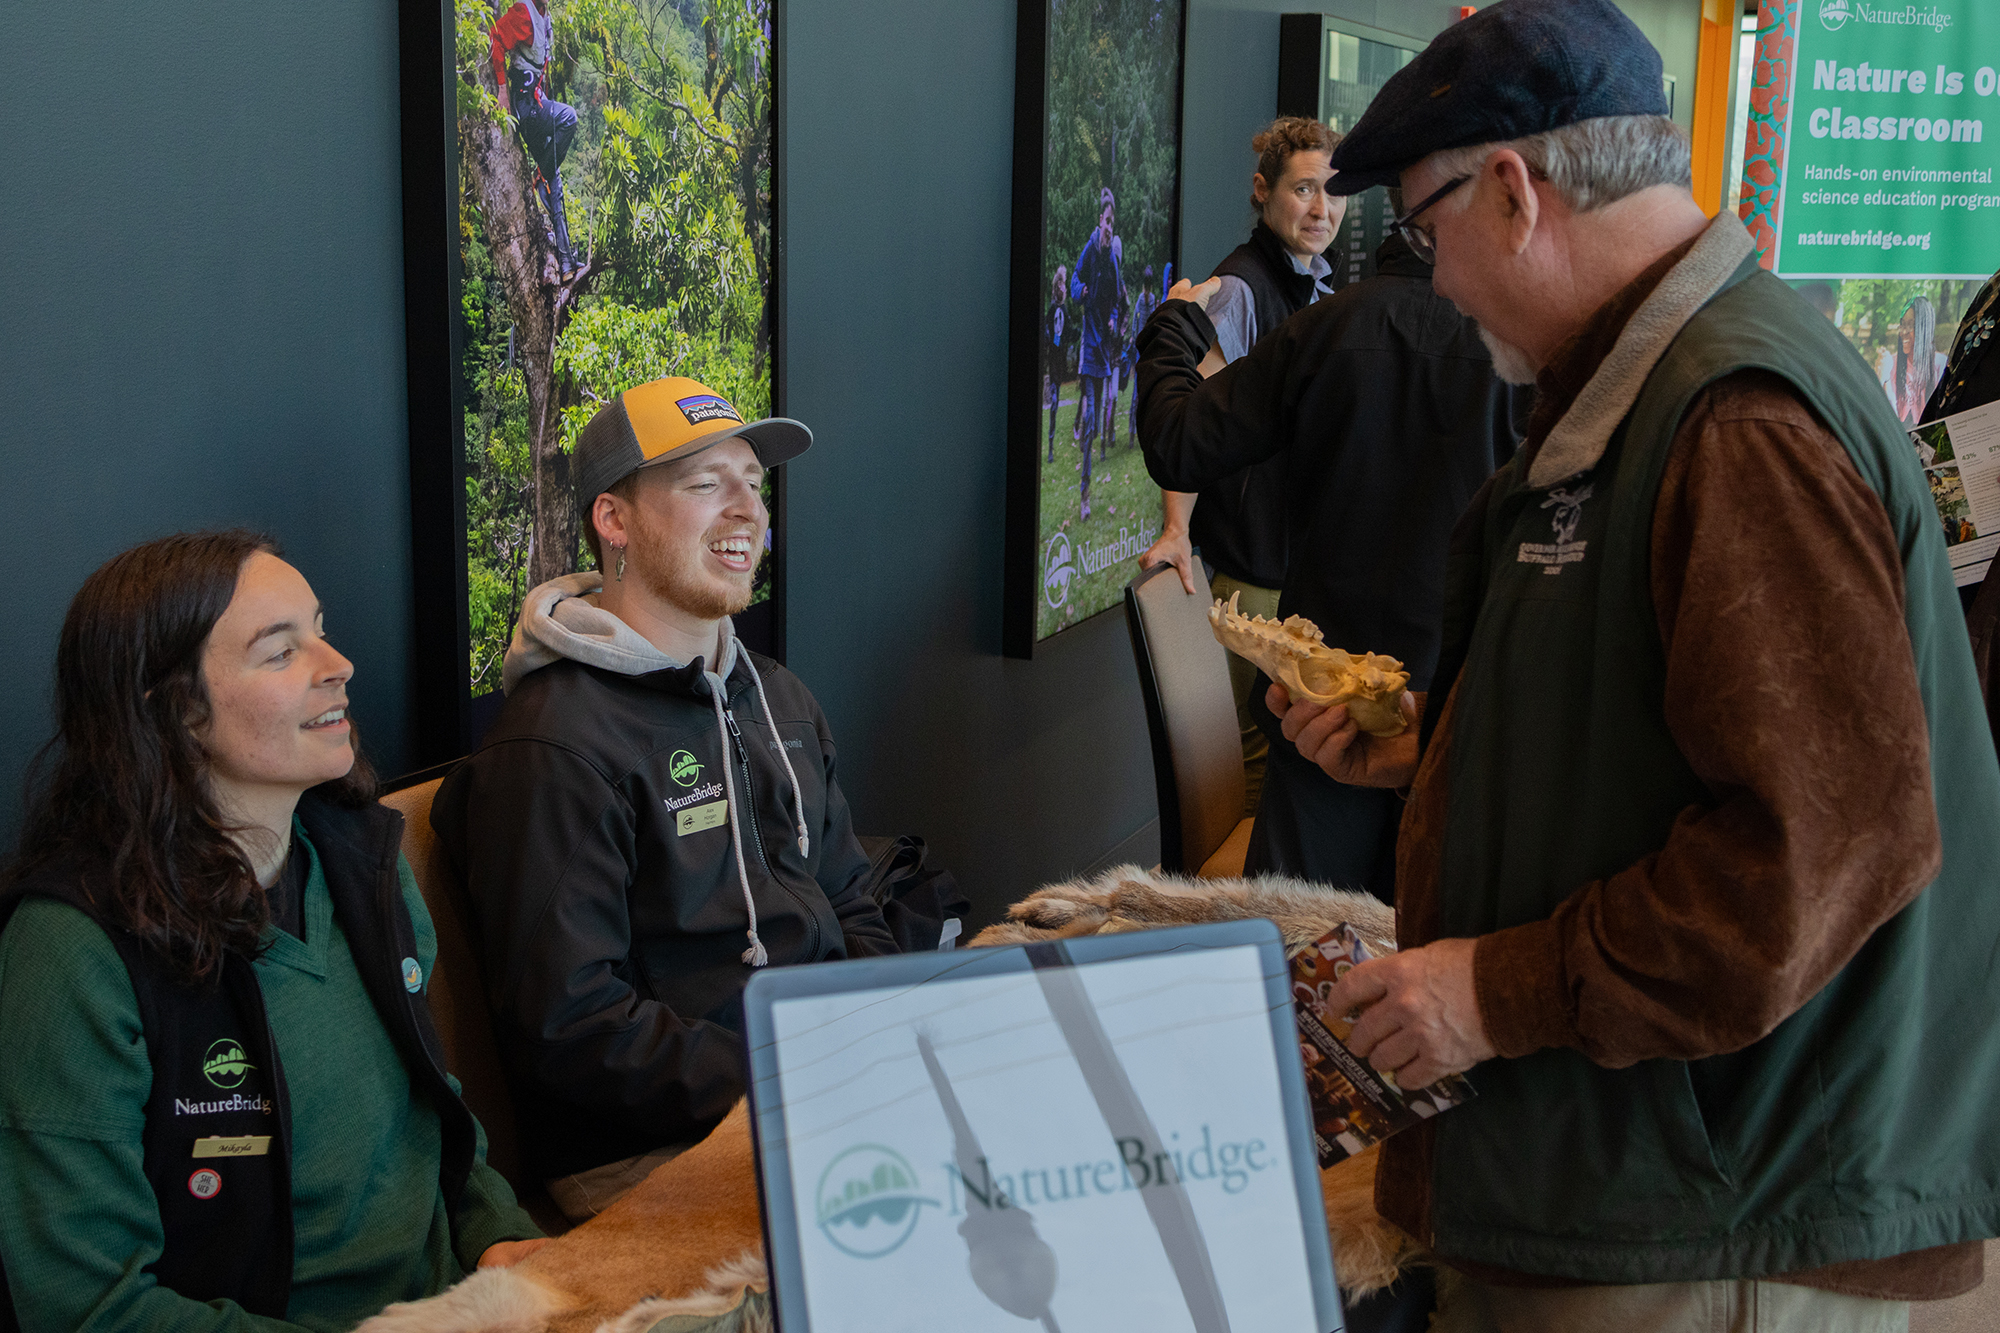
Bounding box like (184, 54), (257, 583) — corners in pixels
(1326, 0), (1668, 195)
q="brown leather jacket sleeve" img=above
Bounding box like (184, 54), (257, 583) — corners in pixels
(1474, 369), (1943, 1066)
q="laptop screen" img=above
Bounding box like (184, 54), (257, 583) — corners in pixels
(746, 923), (1340, 1333)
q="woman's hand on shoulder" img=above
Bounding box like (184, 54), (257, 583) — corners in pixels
(478, 1237), (551, 1268)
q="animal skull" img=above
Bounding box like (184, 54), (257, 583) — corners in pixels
(1208, 593), (1411, 738)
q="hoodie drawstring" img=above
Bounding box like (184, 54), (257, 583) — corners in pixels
(744, 653), (812, 860)
(707, 681), (769, 968)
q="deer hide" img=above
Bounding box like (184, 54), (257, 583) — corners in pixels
(361, 867), (1424, 1332)
(976, 865), (1427, 1295)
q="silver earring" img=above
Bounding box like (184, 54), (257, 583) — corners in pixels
(613, 545), (626, 582)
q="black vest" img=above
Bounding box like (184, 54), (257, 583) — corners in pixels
(0, 794), (477, 1325)
(1194, 223), (1328, 586)
(1211, 222), (1323, 347)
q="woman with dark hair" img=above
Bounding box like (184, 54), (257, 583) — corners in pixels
(1895, 294), (1939, 424)
(0, 532), (544, 1330)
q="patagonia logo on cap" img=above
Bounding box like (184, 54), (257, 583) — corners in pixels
(676, 394), (743, 428)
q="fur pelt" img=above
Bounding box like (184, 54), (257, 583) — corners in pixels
(974, 863), (1396, 952)
(357, 1103), (765, 1333)
(974, 865), (1425, 1296)
(362, 866), (1424, 1332)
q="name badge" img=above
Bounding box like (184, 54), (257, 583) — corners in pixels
(676, 799), (728, 836)
(192, 1135), (272, 1159)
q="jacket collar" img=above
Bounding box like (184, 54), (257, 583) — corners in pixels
(1371, 232), (1432, 280)
(608, 649), (753, 704)
(294, 790), (403, 881)
(1247, 221), (1328, 291)
(1525, 212), (1756, 489)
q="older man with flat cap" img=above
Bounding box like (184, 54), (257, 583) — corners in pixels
(1273, 0), (2000, 1327)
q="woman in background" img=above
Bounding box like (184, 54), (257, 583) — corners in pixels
(1896, 295), (1939, 423)
(0, 531), (543, 1331)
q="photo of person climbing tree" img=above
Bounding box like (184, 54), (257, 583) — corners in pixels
(455, 0), (774, 695)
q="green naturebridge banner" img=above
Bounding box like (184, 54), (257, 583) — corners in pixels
(1770, 0), (1999, 278)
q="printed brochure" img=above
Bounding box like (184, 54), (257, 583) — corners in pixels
(1291, 924), (1475, 1166)
(1910, 399), (2000, 589)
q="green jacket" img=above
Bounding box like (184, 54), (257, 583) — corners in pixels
(0, 823), (538, 1332)
(1429, 256), (2000, 1282)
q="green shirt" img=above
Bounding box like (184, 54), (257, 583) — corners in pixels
(0, 828), (538, 1332)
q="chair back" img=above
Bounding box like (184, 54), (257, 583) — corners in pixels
(380, 776), (524, 1190)
(1125, 562), (1246, 873)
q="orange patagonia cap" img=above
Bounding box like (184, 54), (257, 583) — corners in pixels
(573, 376), (812, 509)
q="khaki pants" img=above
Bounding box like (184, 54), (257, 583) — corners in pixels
(546, 1143), (690, 1223)
(1434, 1268), (1910, 1333)
(1208, 572), (1281, 819)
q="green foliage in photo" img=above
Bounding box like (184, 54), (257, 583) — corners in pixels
(458, 0), (773, 694)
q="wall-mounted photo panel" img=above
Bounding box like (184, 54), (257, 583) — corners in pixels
(1006, 0), (1188, 657)
(401, 0), (782, 763)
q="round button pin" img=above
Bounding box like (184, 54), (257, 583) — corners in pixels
(188, 1168), (222, 1200)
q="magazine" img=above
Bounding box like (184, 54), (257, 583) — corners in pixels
(1910, 398), (2000, 589)
(1291, 924), (1475, 1166)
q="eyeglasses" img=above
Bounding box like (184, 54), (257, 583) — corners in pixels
(1391, 176), (1470, 263)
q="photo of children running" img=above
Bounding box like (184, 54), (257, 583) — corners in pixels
(1025, 0), (1183, 641)
(1070, 188), (1126, 518)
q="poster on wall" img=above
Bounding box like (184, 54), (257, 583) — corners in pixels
(1736, 0), (1997, 424)
(1004, 0), (1188, 657)
(1911, 401), (2000, 586)
(451, 0), (779, 701)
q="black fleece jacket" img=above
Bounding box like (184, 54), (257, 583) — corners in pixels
(432, 650), (894, 1178)
(1137, 236), (1528, 694)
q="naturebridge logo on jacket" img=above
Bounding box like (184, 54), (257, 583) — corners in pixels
(669, 750), (704, 786)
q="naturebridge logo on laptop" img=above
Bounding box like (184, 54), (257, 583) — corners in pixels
(815, 1144), (937, 1258)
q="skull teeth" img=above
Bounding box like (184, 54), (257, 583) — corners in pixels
(1208, 594), (1412, 738)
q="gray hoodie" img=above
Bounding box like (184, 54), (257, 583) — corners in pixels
(502, 571), (801, 968)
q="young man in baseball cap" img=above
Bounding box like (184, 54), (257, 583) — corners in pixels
(433, 376), (896, 1221)
(1259, 0), (2000, 1326)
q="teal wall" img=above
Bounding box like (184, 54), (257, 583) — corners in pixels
(1, 0), (1703, 914)
(779, 0), (1158, 920)
(2, 3), (417, 850)
(0, 0), (1164, 920)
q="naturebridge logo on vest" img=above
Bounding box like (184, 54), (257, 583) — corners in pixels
(178, 1038), (272, 1115)
(203, 1038), (254, 1089)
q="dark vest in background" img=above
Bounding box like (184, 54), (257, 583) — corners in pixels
(1195, 222), (1327, 588)
(0, 795), (478, 1324)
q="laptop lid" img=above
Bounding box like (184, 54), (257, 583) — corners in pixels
(742, 918), (1344, 1333)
